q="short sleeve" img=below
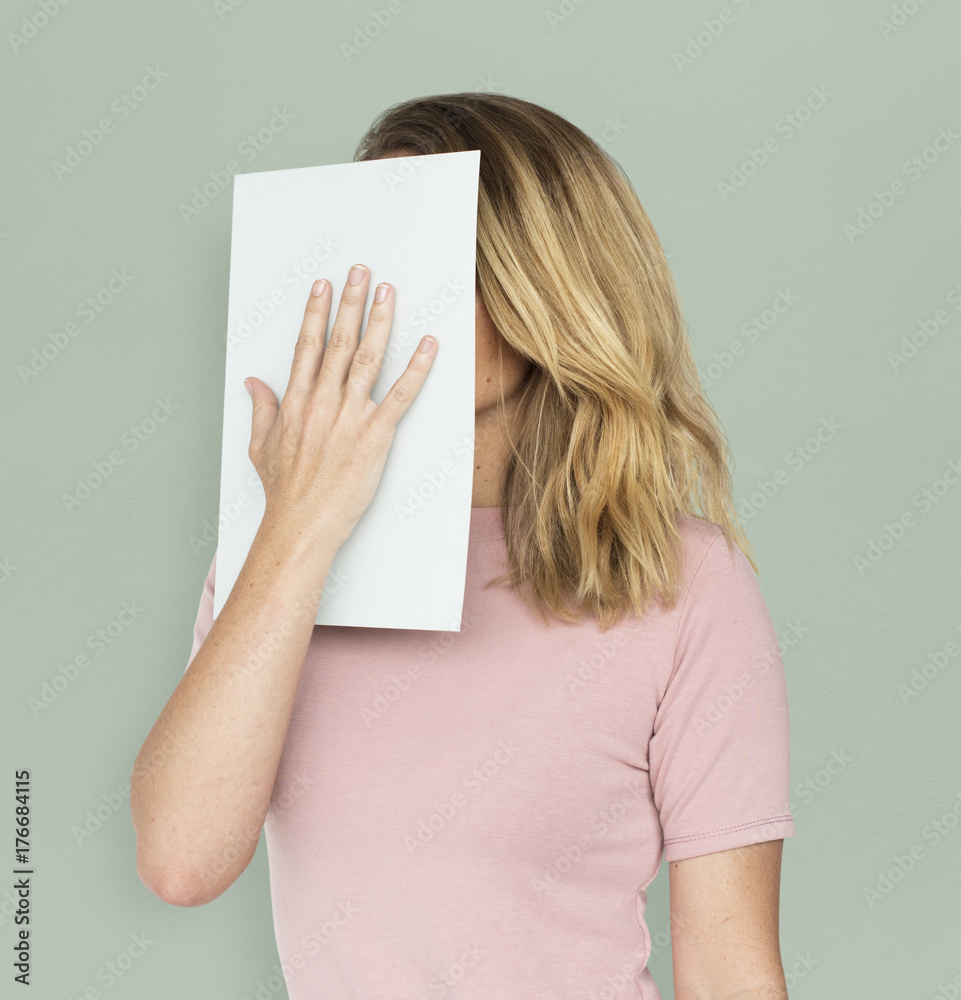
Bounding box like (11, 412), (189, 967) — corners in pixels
(648, 532), (795, 862)
(183, 551), (218, 675)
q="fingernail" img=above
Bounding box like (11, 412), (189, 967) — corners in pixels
(374, 282), (390, 303)
(311, 279), (327, 297)
(244, 378), (253, 397)
(348, 265), (367, 285)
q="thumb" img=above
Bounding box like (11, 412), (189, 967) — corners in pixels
(244, 376), (277, 456)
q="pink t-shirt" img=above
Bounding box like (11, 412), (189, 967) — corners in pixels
(184, 508), (795, 999)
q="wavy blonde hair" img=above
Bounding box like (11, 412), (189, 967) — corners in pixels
(354, 93), (757, 632)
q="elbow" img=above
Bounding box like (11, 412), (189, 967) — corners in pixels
(130, 803), (225, 907)
(136, 853), (221, 908)
(130, 796), (260, 907)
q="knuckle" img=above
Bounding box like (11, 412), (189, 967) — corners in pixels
(390, 378), (414, 404)
(326, 327), (352, 352)
(365, 416), (395, 448)
(301, 394), (324, 419)
(351, 423), (376, 453)
(350, 344), (381, 373)
(293, 333), (321, 355)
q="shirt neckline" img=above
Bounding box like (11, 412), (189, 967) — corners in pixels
(469, 505), (505, 543)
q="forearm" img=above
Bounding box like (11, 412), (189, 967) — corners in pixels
(130, 515), (341, 906)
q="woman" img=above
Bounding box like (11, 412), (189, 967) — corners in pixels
(131, 93), (796, 1000)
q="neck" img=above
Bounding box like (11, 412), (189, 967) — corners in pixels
(471, 399), (519, 508)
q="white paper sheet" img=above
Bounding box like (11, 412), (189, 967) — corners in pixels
(214, 150), (481, 630)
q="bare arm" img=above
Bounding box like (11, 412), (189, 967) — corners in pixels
(129, 519), (339, 907)
(130, 265), (437, 907)
(668, 839), (789, 1000)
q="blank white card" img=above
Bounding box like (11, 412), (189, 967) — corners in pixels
(215, 150), (481, 630)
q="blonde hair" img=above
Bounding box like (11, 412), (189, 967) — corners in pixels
(354, 93), (757, 631)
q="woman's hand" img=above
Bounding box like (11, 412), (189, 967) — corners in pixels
(244, 263), (437, 547)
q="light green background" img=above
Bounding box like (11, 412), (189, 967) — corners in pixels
(3, 0), (960, 997)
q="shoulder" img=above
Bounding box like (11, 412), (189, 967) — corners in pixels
(671, 513), (763, 626)
(673, 512), (734, 586)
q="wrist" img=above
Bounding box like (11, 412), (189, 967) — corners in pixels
(252, 507), (347, 582)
